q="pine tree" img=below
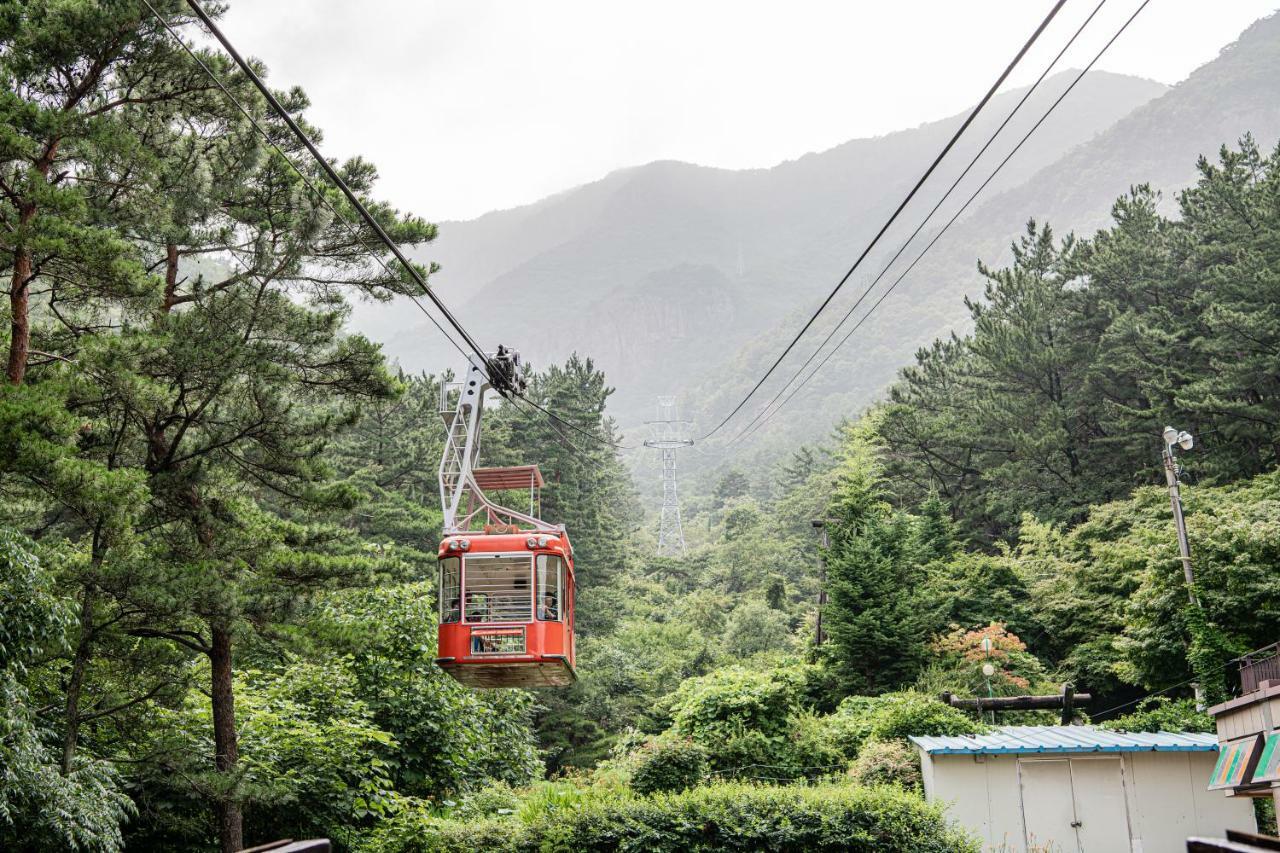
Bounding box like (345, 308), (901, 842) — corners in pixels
(0, 0), (226, 385)
(1177, 137), (1280, 474)
(822, 419), (934, 694)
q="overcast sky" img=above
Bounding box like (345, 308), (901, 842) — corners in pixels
(218, 0), (1278, 222)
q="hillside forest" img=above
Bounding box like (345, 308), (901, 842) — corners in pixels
(3, 3), (1280, 852)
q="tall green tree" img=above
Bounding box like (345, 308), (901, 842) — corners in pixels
(822, 420), (939, 695)
(0, 0), (224, 385)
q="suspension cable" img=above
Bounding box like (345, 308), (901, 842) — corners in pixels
(141, 0), (476, 368)
(734, 0), (1153, 445)
(697, 0), (1069, 441)
(180, 0), (500, 383)
(152, 0), (626, 452)
(726, 0), (1109, 443)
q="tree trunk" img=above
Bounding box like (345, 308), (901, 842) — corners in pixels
(7, 145), (58, 386)
(60, 588), (96, 775)
(7, 242), (32, 385)
(210, 624), (243, 853)
(160, 242), (179, 314)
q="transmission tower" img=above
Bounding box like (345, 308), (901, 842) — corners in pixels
(644, 397), (693, 557)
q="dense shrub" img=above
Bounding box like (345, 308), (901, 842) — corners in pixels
(630, 739), (708, 795)
(866, 692), (986, 742)
(668, 666), (800, 739)
(455, 780), (521, 819)
(666, 666), (803, 774)
(849, 740), (922, 791)
(363, 781), (978, 852)
(1098, 697), (1213, 733)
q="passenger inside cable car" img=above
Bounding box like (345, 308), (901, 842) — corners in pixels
(434, 530), (576, 688)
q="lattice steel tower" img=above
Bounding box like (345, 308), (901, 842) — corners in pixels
(645, 397), (693, 557)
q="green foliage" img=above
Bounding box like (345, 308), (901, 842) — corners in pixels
(822, 419), (957, 694)
(454, 781), (521, 820)
(1099, 698), (1213, 734)
(881, 139), (1280, 537)
(865, 693), (986, 743)
(0, 530), (132, 853)
(667, 666), (802, 774)
(309, 582), (543, 798)
(722, 599), (793, 658)
(848, 740), (923, 792)
(364, 782), (978, 853)
(1022, 471), (1280, 695)
(630, 738), (709, 795)
(126, 658), (399, 848)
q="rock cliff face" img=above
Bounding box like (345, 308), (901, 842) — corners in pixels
(350, 69), (1174, 425)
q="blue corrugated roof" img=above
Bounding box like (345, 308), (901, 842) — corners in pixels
(910, 725), (1219, 755)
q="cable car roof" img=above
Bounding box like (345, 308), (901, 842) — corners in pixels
(472, 465), (545, 491)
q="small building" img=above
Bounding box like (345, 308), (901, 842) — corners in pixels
(911, 725), (1255, 852)
(1205, 644), (1280, 808)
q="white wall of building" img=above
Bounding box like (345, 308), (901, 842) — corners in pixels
(919, 749), (1255, 852)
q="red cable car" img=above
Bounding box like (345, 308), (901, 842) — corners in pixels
(433, 351), (577, 688)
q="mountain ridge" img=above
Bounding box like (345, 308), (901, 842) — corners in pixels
(351, 68), (1168, 428)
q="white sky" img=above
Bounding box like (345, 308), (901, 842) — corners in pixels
(219, 0), (1279, 222)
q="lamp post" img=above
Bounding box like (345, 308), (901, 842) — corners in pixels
(980, 637), (996, 725)
(1162, 426), (1197, 605)
(1162, 426), (1204, 708)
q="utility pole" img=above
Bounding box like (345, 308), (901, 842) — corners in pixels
(1162, 425), (1204, 708)
(811, 520), (829, 647)
(645, 397), (693, 557)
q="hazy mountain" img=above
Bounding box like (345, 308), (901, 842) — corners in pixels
(350, 69), (1167, 425)
(695, 11), (1280, 460)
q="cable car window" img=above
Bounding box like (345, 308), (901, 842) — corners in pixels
(536, 554), (563, 622)
(440, 557), (460, 623)
(463, 555), (532, 623)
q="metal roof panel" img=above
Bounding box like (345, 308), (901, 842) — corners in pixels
(910, 726), (1219, 755)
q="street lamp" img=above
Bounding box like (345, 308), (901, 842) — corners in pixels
(981, 638), (996, 724)
(1161, 426), (1196, 603)
(1162, 426), (1203, 708)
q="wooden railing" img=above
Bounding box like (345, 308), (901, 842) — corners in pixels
(1237, 642), (1280, 694)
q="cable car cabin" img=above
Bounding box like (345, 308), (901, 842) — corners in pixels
(434, 530), (576, 689)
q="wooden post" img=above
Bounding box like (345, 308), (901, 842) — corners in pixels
(943, 685), (1092, 719)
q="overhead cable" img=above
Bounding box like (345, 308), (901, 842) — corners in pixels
(735, 0), (1153, 444)
(141, 0), (475, 367)
(179, 0), (498, 382)
(727, 0), (1109, 443)
(153, 0), (628, 451)
(697, 0), (1070, 441)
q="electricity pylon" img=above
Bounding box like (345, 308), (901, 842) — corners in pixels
(644, 397), (693, 557)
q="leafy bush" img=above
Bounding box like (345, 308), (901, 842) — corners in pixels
(131, 657), (400, 847)
(867, 692), (986, 742)
(1098, 697), (1213, 734)
(630, 738), (708, 795)
(849, 739), (923, 791)
(668, 666), (800, 739)
(666, 666), (802, 773)
(453, 780), (520, 819)
(722, 600), (793, 658)
(825, 695), (892, 757)
(787, 710), (851, 778)
(363, 781), (978, 853)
